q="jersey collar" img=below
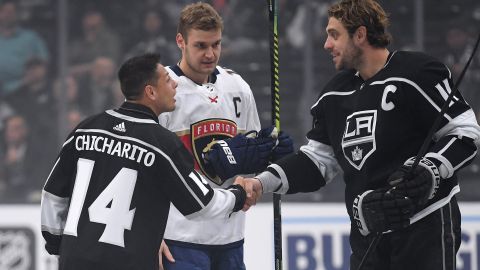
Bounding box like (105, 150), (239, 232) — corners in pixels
(171, 64), (220, 85)
(115, 102), (159, 124)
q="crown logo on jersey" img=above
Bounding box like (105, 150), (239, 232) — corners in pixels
(113, 122), (126, 132)
(351, 146), (363, 161)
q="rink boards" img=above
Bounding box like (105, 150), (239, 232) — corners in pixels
(0, 203), (479, 270)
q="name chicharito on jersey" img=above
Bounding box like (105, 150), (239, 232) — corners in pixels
(75, 134), (156, 166)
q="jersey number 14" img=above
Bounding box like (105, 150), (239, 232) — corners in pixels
(63, 158), (137, 247)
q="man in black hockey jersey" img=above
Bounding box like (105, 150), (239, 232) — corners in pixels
(40, 53), (249, 270)
(239, 0), (480, 269)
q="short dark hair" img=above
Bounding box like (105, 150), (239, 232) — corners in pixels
(328, 0), (391, 48)
(177, 2), (223, 42)
(118, 53), (161, 100)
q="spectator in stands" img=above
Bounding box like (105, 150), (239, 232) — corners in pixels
(0, 101), (14, 134)
(69, 10), (121, 77)
(220, 0), (269, 61)
(5, 58), (58, 169)
(75, 56), (122, 113)
(124, 10), (178, 65)
(54, 75), (81, 112)
(0, 0), (49, 95)
(66, 108), (85, 131)
(0, 115), (39, 203)
(286, 1), (330, 50)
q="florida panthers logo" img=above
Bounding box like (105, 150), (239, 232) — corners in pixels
(190, 119), (237, 185)
(341, 110), (377, 170)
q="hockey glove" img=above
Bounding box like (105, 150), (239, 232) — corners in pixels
(388, 157), (441, 209)
(204, 132), (276, 181)
(258, 126), (294, 161)
(226, 184), (247, 212)
(353, 189), (414, 236)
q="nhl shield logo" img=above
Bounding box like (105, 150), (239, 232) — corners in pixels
(341, 110), (377, 170)
(191, 119), (237, 185)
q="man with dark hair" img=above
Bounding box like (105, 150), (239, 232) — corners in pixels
(40, 53), (249, 270)
(239, 0), (480, 269)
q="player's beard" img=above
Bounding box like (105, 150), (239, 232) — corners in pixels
(184, 46), (217, 78)
(337, 40), (363, 71)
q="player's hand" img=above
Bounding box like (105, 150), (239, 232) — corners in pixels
(388, 157), (441, 209)
(258, 126), (294, 161)
(204, 131), (275, 182)
(234, 176), (263, 211)
(159, 240), (174, 270)
(352, 188), (415, 236)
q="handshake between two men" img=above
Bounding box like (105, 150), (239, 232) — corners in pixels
(234, 155), (442, 237)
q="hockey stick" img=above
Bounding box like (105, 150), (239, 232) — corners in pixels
(266, 0), (282, 269)
(357, 32), (480, 270)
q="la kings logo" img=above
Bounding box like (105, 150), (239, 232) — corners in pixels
(341, 110), (377, 170)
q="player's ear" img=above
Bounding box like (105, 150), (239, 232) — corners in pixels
(354, 26), (367, 44)
(144, 85), (156, 100)
(176, 33), (185, 49)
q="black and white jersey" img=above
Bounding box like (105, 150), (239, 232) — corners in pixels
(266, 51), (480, 223)
(41, 102), (238, 270)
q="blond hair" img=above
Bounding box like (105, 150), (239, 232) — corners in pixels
(177, 2), (223, 42)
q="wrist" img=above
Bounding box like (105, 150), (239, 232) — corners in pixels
(227, 184), (246, 212)
(404, 157), (441, 200)
(256, 168), (286, 194)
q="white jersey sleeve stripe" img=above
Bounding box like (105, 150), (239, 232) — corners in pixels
(41, 190), (70, 235)
(300, 139), (341, 184)
(312, 90), (356, 109)
(434, 110), (480, 143)
(106, 110), (158, 124)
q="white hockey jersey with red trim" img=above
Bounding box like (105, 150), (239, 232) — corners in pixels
(158, 65), (261, 245)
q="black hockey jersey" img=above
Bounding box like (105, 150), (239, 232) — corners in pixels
(41, 102), (239, 270)
(271, 51), (479, 223)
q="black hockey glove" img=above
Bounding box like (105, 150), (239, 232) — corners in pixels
(388, 157), (441, 209)
(258, 126), (294, 161)
(204, 131), (276, 181)
(353, 189), (415, 236)
(226, 184), (247, 212)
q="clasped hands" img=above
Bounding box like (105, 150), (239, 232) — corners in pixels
(233, 176), (264, 211)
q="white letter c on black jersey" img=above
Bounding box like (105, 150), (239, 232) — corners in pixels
(381, 85), (397, 111)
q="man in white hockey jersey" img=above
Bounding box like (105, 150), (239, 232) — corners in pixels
(158, 2), (293, 270)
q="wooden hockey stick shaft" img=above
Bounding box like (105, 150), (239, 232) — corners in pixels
(266, 0), (282, 269)
(357, 32), (480, 270)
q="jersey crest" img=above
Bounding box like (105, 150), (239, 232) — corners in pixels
(341, 110), (377, 170)
(190, 119), (237, 185)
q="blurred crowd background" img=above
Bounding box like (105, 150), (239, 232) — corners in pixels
(0, 0), (479, 204)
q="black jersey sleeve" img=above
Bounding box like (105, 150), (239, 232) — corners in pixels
(41, 132), (77, 255)
(405, 59), (480, 178)
(159, 142), (237, 219)
(408, 60), (469, 127)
